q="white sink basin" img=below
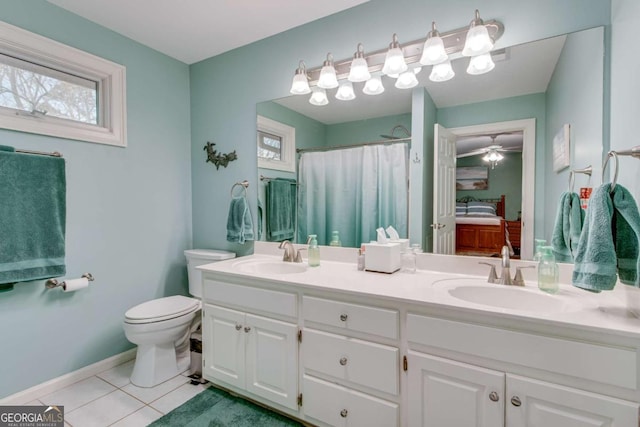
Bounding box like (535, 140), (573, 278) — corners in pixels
(234, 259), (307, 275)
(433, 278), (595, 313)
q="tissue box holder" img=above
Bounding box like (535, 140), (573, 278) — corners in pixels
(364, 242), (401, 273)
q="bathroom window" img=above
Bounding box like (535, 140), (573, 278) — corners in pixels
(0, 21), (127, 146)
(257, 115), (295, 172)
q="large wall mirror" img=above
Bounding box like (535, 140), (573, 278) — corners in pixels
(256, 26), (605, 262)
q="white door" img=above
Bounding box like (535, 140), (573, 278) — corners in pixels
(506, 374), (639, 427)
(245, 313), (298, 410)
(407, 352), (505, 427)
(433, 124), (457, 254)
(202, 304), (245, 389)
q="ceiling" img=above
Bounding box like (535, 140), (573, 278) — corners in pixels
(46, 0), (369, 64)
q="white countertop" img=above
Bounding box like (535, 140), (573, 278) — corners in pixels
(198, 244), (640, 340)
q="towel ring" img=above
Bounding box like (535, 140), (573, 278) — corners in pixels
(568, 165), (592, 192)
(602, 151), (619, 193)
(230, 180), (249, 197)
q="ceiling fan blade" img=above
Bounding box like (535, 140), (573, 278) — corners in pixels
(457, 149), (488, 158)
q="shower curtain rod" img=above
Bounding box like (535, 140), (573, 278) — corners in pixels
(296, 137), (411, 154)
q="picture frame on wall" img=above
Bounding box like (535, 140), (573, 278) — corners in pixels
(456, 166), (489, 190)
(553, 123), (571, 172)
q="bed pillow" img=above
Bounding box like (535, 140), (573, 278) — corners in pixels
(467, 201), (497, 216)
(456, 202), (467, 216)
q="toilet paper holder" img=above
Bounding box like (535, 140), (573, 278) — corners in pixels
(45, 273), (95, 290)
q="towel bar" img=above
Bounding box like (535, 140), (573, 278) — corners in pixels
(15, 149), (63, 157)
(45, 273), (94, 290)
(230, 180), (249, 197)
(602, 145), (640, 192)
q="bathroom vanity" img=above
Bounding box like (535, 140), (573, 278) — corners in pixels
(197, 249), (640, 427)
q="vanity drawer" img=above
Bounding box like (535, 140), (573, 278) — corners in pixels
(203, 280), (296, 318)
(407, 314), (638, 390)
(303, 296), (399, 340)
(303, 328), (399, 395)
(303, 375), (399, 427)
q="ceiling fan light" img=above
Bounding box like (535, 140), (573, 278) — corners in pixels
(335, 81), (356, 101)
(348, 43), (371, 83)
(429, 60), (455, 82)
(289, 61), (310, 95)
(363, 76), (385, 95)
(462, 10), (494, 57)
(309, 87), (329, 106)
(483, 150), (503, 163)
(420, 22), (448, 66)
(317, 53), (339, 89)
(467, 53), (495, 75)
(382, 34), (408, 76)
(395, 70), (419, 89)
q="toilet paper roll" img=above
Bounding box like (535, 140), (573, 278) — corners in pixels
(63, 278), (89, 292)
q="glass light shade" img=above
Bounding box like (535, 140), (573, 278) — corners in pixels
(462, 24), (493, 56)
(318, 65), (339, 89)
(363, 76), (385, 95)
(348, 57), (371, 83)
(289, 61), (310, 95)
(429, 60), (455, 82)
(382, 47), (408, 76)
(335, 81), (356, 101)
(467, 53), (495, 75)
(483, 150), (504, 162)
(420, 36), (448, 66)
(395, 71), (419, 89)
(309, 87), (328, 106)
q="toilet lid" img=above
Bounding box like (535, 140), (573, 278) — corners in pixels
(125, 295), (200, 323)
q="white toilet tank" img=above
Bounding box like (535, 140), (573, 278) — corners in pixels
(184, 249), (235, 298)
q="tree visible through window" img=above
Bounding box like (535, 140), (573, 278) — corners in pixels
(258, 130), (282, 161)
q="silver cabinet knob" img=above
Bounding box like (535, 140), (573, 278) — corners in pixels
(511, 396), (522, 407)
(340, 314), (348, 322)
(244, 326), (251, 333)
(235, 324), (242, 331)
(340, 409), (348, 418)
(489, 391), (499, 402)
(339, 357), (348, 366)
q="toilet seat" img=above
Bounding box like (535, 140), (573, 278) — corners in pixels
(125, 295), (200, 324)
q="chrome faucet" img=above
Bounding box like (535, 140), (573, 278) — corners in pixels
(498, 245), (513, 285)
(479, 245), (534, 286)
(278, 240), (304, 263)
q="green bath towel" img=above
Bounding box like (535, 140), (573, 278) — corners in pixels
(226, 196), (254, 244)
(551, 192), (584, 262)
(266, 178), (296, 242)
(0, 151), (66, 285)
(572, 183), (640, 292)
(0, 145), (15, 152)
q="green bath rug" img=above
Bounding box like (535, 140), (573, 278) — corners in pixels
(149, 386), (303, 427)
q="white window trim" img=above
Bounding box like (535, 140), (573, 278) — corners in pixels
(257, 115), (295, 173)
(0, 21), (127, 147)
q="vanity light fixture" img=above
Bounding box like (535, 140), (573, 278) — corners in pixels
(467, 52), (496, 75)
(420, 22), (448, 66)
(462, 10), (494, 57)
(335, 81), (356, 100)
(363, 75), (385, 95)
(317, 54), (339, 89)
(309, 87), (329, 106)
(382, 34), (408, 76)
(289, 61), (310, 95)
(483, 149), (504, 169)
(348, 43), (371, 83)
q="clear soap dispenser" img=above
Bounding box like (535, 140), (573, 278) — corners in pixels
(538, 246), (559, 294)
(329, 230), (342, 247)
(307, 234), (320, 267)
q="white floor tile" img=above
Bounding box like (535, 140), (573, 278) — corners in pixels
(149, 382), (210, 414)
(109, 406), (163, 427)
(96, 360), (134, 388)
(121, 375), (189, 404)
(40, 377), (116, 412)
(64, 390), (143, 427)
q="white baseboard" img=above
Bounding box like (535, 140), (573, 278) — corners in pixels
(0, 348), (137, 405)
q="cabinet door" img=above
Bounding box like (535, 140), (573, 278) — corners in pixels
(245, 313), (298, 410)
(407, 352), (505, 427)
(202, 304), (245, 389)
(506, 375), (639, 427)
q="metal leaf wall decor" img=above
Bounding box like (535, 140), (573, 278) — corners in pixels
(204, 141), (238, 170)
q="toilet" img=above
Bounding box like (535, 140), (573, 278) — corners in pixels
(123, 249), (235, 387)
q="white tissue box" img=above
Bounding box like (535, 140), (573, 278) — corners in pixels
(364, 242), (401, 273)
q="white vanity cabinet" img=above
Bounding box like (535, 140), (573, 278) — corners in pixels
(201, 280), (299, 411)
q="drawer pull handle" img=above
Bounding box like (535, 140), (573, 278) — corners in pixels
(339, 357), (348, 366)
(340, 409), (348, 418)
(340, 314), (348, 322)
(235, 324), (242, 331)
(244, 326), (251, 333)
(511, 396), (522, 407)
(489, 391), (499, 402)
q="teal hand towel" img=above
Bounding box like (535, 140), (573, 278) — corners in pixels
(572, 183), (640, 292)
(226, 196), (254, 244)
(551, 192), (584, 262)
(266, 178), (296, 242)
(0, 151), (66, 284)
(0, 145), (15, 152)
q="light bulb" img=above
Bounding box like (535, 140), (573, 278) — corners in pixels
(335, 81), (356, 101)
(348, 43), (371, 83)
(363, 76), (385, 95)
(429, 60), (455, 82)
(467, 53), (495, 75)
(317, 53), (338, 89)
(289, 61), (310, 95)
(462, 10), (494, 56)
(395, 71), (419, 89)
(309, 87), (328, 106)
(420, 22), (448, 66)
(382, 34), (407, 76)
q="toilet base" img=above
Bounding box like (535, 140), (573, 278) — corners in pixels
(130, 342), (189, 388)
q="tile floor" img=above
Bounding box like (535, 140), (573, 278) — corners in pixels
(27, 360), (209, 427)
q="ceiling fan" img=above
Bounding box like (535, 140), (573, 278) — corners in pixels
(456, 133), (522, 159)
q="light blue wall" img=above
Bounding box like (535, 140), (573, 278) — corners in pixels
(325, 113), (411, 147)
(0, 2), (192, 398)
(190, 0), (610, 257)
(544, 27), (605, 242)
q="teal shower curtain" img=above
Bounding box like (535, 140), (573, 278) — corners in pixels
(297, 142), (409, 247)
